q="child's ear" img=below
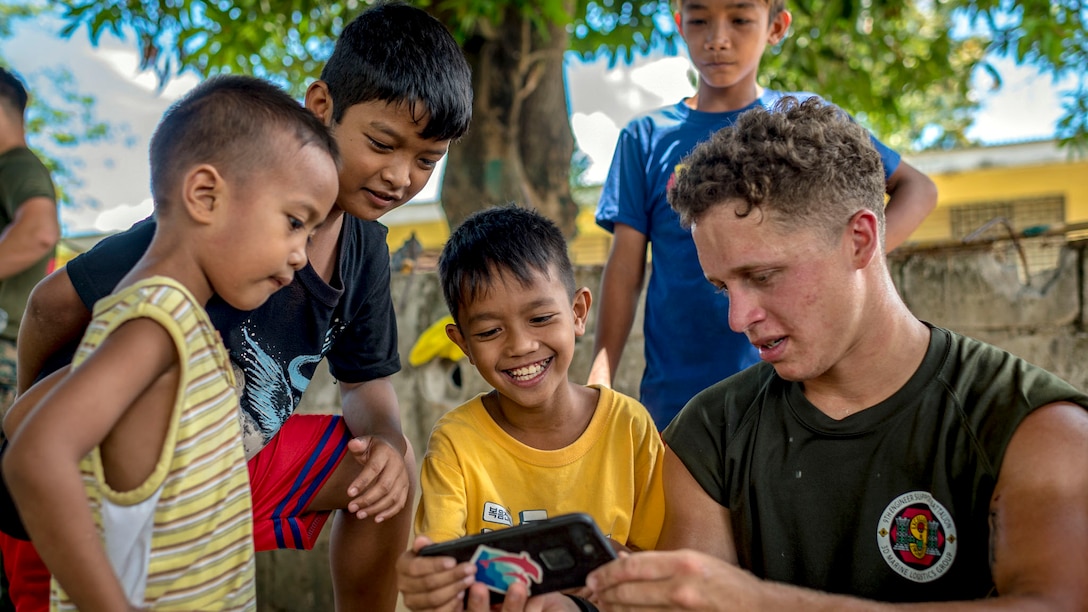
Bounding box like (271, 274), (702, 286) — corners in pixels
(305, 80), (334, 126)
(445, 322), (474, 365)
(182, 164), (225, 225)
(768, 9), (791, 45)
(571, 287), (592, 337)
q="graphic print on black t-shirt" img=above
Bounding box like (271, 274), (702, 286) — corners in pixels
(234, 318), (348, 457)
(64, 215), (401, 460)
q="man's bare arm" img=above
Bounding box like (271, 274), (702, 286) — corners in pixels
(0, 196), (58, 280)
(17, 268), (92, 393)
(657, 447), (737, 562)
(587, 223), (648, 388)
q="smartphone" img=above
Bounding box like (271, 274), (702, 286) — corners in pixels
(419, 512), (616, 604)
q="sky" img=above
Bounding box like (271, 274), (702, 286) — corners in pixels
(0, 13), (1071, 237)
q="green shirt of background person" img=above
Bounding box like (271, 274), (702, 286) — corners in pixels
(0, 66), (58, 413)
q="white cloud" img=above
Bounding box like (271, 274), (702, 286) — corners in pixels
(93, 200), (154, 234)
(95, 48), (201, 100)
(572, 112), (621, 185)
(567, 53), (696, 185)
(965, 56), (1068, 144)
(628, 56), (695, 101)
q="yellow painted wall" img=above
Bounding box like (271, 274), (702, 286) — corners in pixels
(384, 150), (1088, 262)
(386, 220), (449, 253)
(908, 159), (1088, 244)
(384, 202), (614, 267)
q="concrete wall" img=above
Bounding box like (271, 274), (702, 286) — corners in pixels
(257, 238), (1088, 611)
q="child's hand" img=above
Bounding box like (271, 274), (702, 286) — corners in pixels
(398, 535), (476, 611)
(345, 435), (410, 521)
(607, 537), (633, 554)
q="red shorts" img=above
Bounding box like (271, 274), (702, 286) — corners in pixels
(0, 414), (351, 611)
(249, 413), (352, 551)
(0, 534), (48, 612)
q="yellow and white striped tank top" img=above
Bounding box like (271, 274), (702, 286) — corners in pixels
(52, 276), (256, 611)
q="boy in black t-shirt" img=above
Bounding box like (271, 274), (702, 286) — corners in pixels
(1, 4), (473, 611)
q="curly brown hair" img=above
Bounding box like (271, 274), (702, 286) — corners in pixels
(667, 96), (886, 245)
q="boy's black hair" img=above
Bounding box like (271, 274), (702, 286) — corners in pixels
(674, 0), (787, 19)
(320, 1), (473, 142)
(669, 96), (885, 244)
(439, 205), (576, 325)
(150, 75), (341, 207)
(0, 67), (29, 117)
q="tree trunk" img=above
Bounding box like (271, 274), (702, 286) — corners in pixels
(438, 4), (579, 237)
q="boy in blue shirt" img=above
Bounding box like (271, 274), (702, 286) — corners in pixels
(588, 0), (937, 429)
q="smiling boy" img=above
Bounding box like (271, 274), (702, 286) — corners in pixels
(396, 206), (664, 612)
(589, 0), (938, 430)
(1, 3), (473, 611)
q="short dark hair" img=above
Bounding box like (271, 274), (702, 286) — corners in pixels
(0, 67), (29, 117)
(150, 75), (340, 207)
(675, 0), (787, 19)
(320, 1), (473, 141)
(668, 96), (886, 244)
(439, 205), (576, 325)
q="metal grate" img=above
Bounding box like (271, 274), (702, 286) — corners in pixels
(951, 195), (1066, 280)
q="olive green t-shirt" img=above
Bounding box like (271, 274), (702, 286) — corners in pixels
(0, 147), (56, 342)
(664, 324), (1088, 601)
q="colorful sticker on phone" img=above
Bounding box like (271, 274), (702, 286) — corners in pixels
(469, 545), (544, 594)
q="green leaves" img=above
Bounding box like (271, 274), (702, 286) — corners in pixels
(15, 0), (1088, 189)
(51, 0), (358, 95)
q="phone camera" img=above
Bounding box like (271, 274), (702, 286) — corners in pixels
(540, 547), (576, 571)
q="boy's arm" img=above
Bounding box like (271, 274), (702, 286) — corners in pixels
(19, 218), (157, 393)
(339, 377), (410, 521)
(883, 159), (937, 252)
(17, 268), (92, 393)
(3, 318), (178, 611)
(587, 223), (648, 387)
(3, 367), (67, 438)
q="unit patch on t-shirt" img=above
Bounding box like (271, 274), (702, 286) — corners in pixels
(876, 491), (958, 583)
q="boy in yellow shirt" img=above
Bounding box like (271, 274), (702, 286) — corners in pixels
(397, 205), (664, 611)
